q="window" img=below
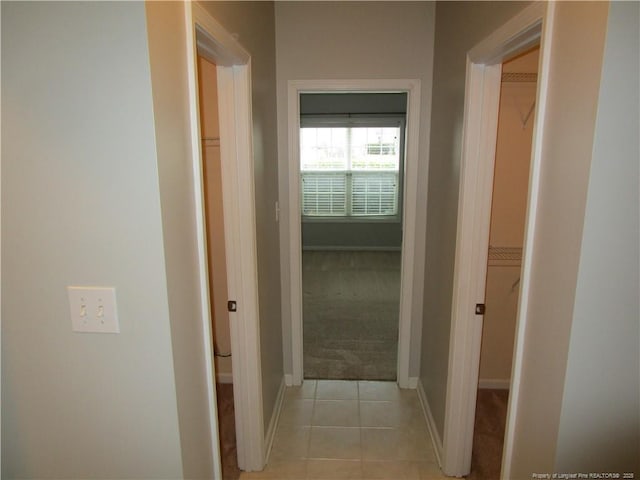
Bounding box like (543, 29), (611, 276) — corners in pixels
(300, 120), (404, 220)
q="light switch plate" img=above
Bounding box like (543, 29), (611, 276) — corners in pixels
(67, 286), (119, 334)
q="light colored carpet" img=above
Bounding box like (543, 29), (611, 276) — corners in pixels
(303, 251), (401, 380)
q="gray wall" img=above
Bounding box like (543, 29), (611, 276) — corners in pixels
(1, 2), (183, 477)
(276, 1), (435, 378)
(300, 93), (408, 116)
(554, 1), (639, 474)
(420, 1), (531, 440)
(302, 223), (402, 250)
(201, 1), (284, 434)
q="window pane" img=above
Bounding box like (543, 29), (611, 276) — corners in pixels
(301, 172), (347, 216)
(350, 127), (400, 171)
(300, 124), (401, 218)
(300, 127), (348, 171)
(351, 172), (398, 216)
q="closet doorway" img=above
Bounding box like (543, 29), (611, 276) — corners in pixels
(196, 56), (238, 479)
(470, 46), (539, 480)
(185, 2), (266, 472)
(197, 57), (232, 385)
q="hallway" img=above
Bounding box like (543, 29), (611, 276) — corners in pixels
(240, 381), (445, 479)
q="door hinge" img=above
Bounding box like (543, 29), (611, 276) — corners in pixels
(475, 303), (486, 315)
(227, 300), (237, 312)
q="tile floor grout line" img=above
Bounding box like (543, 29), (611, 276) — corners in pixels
(305, 384), (317, 467)
(258, 381), (445, 479)
(357, 380), (363, 469)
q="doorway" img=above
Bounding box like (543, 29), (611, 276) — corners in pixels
(196, 54), (238, 479)
(443, 2), (548, 477)
(299, 93), (406, 381)
(286, 80), (423, 388)
(185, 2), (266, 473)
(197, 56), (233, 386)
(470, 46), (539, 480)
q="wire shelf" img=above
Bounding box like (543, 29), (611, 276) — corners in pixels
(488, 246), (522, 264)
(502, 72), (538, 83)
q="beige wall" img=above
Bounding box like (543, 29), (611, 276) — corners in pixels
(479, 48), (538, 385)
(145, 3), (220, 477)
(554, 1), (639, 471)
(420, 0), (532, 440)
(198, 56), (232, 379)
(507, 2), (610, 476)
(489, 51), (538, 249)
(2, 2), (184, 477)
(200, 1), (283, 433)
(198, 58), (220, 138)
(554, 0), (639, 474)
(275, 0), (436, 379)
(479, 268), (521, 384)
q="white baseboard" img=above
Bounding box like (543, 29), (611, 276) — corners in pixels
(407, 376), (419, 389)
(478, 378), (510, 390)
(417, 379), (444, 468)
(216, 372), (233, 384)
(264, 377), (286, 463)
(284, 374), (294, 387)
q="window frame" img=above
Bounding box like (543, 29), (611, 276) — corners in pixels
(299, 114), (406, 223)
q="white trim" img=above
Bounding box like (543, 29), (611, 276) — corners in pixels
(468, 4), (545, 64)
(444, 61), (502, 478)
(302, 217), (402, 225)
(192, 4), (249, 66)
(0, 3), (3, 471)
(478, 379), (511, 390)
(406, 377), (419, 389)
(186, 3), (265, 474)
(284, 374), (295, 387)
(216, 372), (234, 384)
(443, 2), (546, 478)
(287, 84), (304, 385)
(218, 64), (265, 472)
(502, 4), (555, 479)
(418, 379), (444, 468)
(183, 5), (222, 478)
(264, 377), (287, 463)
(286, 79), (422, 388)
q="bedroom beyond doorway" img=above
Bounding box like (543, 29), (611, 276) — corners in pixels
(303, 250), (401, 380)
(299, 92), (407, 381)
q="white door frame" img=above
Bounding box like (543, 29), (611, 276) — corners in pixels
(185, 3), (265, 474)
(286, 79), (422, 388)
(443, 2), (550, 477)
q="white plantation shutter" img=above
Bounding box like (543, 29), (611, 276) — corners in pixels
(299, 121), (404, 219)
(351, 172), (398, 216)
(301, 173), (347, 216)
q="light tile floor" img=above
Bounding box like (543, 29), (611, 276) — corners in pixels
(240, 380), (447, 480)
